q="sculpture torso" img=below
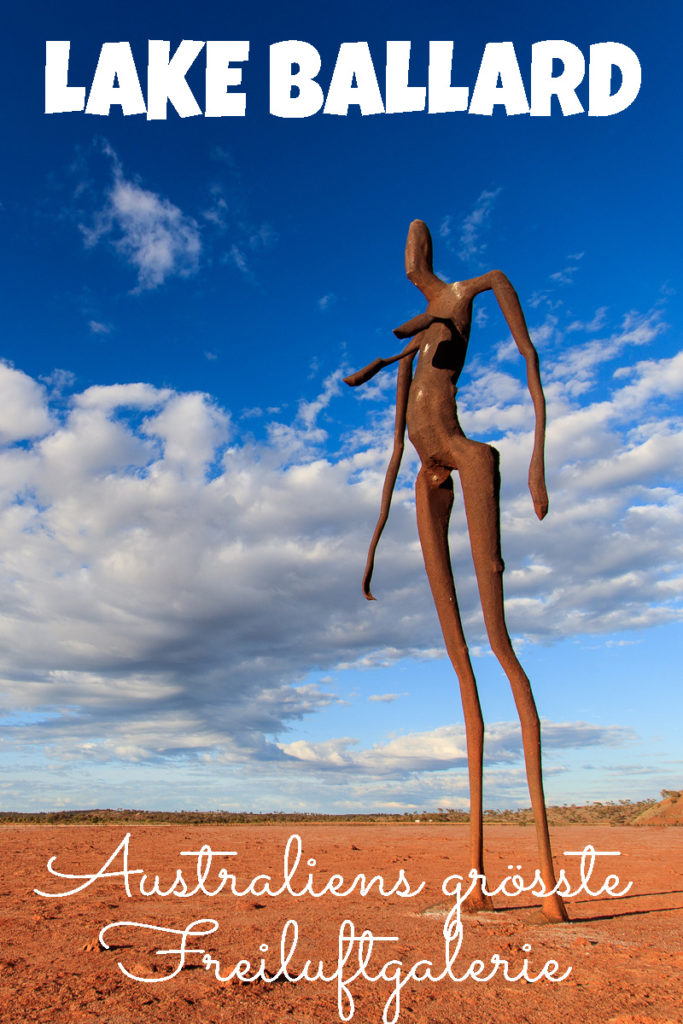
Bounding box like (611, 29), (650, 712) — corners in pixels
(407, 283), (474, 466)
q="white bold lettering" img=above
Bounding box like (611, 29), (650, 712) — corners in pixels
(205, 41), (249, 116)
(531, 40), (585, 116)
(45, 41), (86, 113)
(269, 40), (324, 118)
(385, 42), (425, 114)
(588, 42), (641, 116)
(147, 40), (204, 120)
(469, 42), (529, 116)
(428, 41), (469, 113)
(324, 42), (384, 116)
(85, 42), (146, 116)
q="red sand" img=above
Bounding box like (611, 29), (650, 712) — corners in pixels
(1, 823), (681, 1023)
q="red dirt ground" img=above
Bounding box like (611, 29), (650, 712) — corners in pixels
(1, 824), (681, 1024)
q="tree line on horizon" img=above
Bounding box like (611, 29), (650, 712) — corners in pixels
(1, 795), (675, 827)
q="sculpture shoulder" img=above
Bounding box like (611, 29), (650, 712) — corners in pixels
(457, 270), (510, 298)
(422, 272), (509, 319)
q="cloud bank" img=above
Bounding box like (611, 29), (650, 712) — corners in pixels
(0, 303), (680, 805)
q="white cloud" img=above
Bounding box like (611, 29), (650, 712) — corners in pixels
(75, 381), (172, 412)
(88, 320), (112, 335)
(613, 348), (683, 406)
(440, 187), (502, 263)
(143, 392), (230, 472)
(76, 144), (275, 292)
(278, 720), (633, 774)
(266, 370), (344, 459)
(203, 178), (275, 280)
(527, 254), (586, 310)
(540, 309), (667, 399)
(226, 242), (249, 277)
(82, 172), (201, 291)
(40, 368), (76, 397)
(567, 307), (608, 333)
(549, 265), (579, 285)
(297, 370), (343, 429)
(0, 363), (52, 443)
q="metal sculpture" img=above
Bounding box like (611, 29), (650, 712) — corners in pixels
(345, 220), (568, 923)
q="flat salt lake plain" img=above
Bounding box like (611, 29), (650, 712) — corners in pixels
(0, 823), (681, 1023)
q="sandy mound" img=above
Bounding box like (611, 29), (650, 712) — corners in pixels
(633, 790), (683, 825)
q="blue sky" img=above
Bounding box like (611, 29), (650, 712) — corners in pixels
(0, 0), (681, 811)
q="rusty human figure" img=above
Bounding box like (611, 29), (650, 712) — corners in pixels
(345, 220), (568, 923)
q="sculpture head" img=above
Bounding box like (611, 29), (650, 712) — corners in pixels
(392, 220), (464, 339)
(405, 220), (446, 302)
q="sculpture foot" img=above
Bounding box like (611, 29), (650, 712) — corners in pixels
(462, 888), (495, 914)
(541, 892), (569, 923)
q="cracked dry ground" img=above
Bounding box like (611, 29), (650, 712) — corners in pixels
(0, 824), (681, 1024)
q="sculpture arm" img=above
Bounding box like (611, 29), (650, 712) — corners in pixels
(488, 271), (548, 520)
(393, 311), (435, 338)
(361, 350), (415, 599)
(344, 338), (420, 387)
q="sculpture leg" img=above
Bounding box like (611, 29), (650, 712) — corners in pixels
(456, 443), (568, 923)
(415, 467), (493, 911)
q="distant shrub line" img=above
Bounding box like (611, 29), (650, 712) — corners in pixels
(0, 798), (661, 826)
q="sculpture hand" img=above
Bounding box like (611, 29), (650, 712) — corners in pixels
(529, 461), (549, 520)
(345, 341), (420, 388)
(344, 360), (384, 387)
